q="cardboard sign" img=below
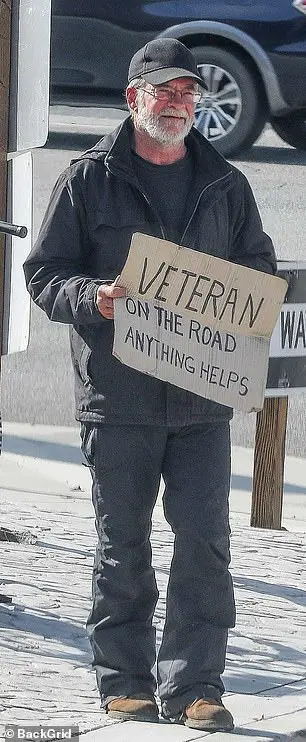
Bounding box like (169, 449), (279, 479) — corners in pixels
(119, 233), (287, 338)
(113, 234), (287, 412)
(113, 298), (270, 412)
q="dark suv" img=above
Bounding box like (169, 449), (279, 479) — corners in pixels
(51, 0), (306, 157)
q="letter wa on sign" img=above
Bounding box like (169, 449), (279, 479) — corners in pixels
(270, 302), (306, 357)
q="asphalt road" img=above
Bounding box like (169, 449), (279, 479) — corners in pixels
(2, 109), (306, 457)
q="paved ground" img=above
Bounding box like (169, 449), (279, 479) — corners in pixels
(0, 423), (305, 741)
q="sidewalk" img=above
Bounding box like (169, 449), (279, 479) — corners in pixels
(0, 422), (305, 741)
(49, 105), (127, 136)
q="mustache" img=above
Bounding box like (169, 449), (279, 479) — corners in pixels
(158, 109), (189, 119)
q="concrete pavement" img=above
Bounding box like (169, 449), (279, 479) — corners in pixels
(49, 105), (127, 136)
(0, 422), (305, 740)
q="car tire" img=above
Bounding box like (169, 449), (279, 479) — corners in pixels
(271, 111), (306, 150)
(190, 45), (267, 157)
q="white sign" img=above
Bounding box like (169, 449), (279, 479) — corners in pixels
(9, 0), (51, 153)
(2, 152), (32, 355)
(270, 303), (306, 358)
(114, 297), (270, 412)
(267, 263), (306, 395)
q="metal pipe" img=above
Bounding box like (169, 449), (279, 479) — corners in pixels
(0, 220), (28, 238)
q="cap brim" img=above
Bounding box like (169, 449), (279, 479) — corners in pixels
(137, 67), (207, 89)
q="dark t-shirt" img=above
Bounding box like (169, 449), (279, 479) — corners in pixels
(132, 149), (194, 244)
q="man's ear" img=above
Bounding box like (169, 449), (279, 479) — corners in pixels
(126, 86), (138, 111)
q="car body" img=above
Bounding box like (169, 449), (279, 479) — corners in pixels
(51, 0), (306, 156)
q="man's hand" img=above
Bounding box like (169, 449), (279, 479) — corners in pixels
(96, 279), (126, 319)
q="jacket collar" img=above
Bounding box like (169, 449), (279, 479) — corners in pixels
(76, 115), (233, 190)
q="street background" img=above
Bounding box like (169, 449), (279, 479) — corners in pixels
(1, 110), (306, 457)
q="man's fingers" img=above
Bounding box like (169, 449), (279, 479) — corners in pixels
(96, 302), (114, 319)
(96, 281), (126, 319)
(104, 284), (126, 298)
(98, 284), (126, 299)
(107, 286), (126, 298)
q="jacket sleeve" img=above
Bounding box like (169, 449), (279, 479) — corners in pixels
(23, 167), (109, 326)
(229, 171), (277, 275)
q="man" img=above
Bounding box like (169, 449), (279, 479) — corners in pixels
(24, 38), (276, 731)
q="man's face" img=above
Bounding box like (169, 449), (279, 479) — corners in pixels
(135, 77), (197, 144)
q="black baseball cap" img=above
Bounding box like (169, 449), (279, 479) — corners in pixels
(128, 38), (206, 88)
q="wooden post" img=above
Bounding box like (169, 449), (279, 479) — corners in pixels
(0, 0), (12, 355)
(251, 396), (288, 529)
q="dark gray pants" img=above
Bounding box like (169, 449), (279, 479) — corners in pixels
(81, 421), (235, 718)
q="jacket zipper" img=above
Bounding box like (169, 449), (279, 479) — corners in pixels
(139, 173), (232, 245)
(139, 189), (166, 240)
(107, 160), (232, 244)
(180, 171), (233, 244)
(139, 171), (232, 244)
(106, 159), (167, 240)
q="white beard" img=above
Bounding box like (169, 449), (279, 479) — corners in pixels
(135, 96), (194, 144)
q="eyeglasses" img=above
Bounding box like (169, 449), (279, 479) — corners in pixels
(141, 85), (203, 104)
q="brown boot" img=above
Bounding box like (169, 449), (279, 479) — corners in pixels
(183, 698), (234, 731)
(106, 695), (159, 722)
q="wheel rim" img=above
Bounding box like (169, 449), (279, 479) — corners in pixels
(195, 63), (242, 142)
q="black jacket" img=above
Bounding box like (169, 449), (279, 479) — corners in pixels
(24, 117), (277, 425)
